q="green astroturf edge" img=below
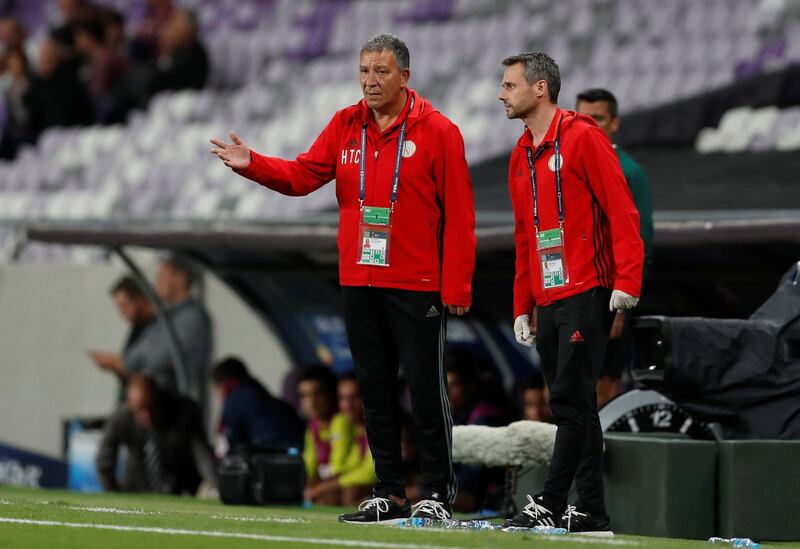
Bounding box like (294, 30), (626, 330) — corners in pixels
(1, 486), (797, 549)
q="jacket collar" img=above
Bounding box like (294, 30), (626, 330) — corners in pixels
(358, 88), (422, 129)
(517, 106), (564, 149)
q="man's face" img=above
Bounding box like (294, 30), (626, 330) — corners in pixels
(359, 49), (409, 112)
(298, 379), (332, 421)
(446, 371), (467, 412)
(498, 63), (544, 120)
(338, 379), (362, 424)
(113, 291), (138, 324)
(155, 263), (184, 304)
(128, 384), (154, 428)
(522, 387), (551, 422)
(576, 100), (619, 141)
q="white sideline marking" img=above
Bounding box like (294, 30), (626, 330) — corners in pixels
(68, 506), (155, 515)
(210, 513), (308, 524)
(0, 517), (473, 548)
(0, 516), (640, 547)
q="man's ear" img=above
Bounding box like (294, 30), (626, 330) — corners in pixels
(610, 117), (621, 134)
(400, 68), (410, 88)
(536, 80), (548, 100)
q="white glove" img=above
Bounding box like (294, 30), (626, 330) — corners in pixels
(514, 314), (535, 347)
(609, 290), (639, 312)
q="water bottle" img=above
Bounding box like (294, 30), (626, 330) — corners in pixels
(410, 517), (431, 528)
(532, 525), (568, 535)
(707, 537), (760, 548)
(731, 539), (760, 548)
(468, 520), (494, 530)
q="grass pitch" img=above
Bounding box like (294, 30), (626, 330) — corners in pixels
(0, 485), (795, 548)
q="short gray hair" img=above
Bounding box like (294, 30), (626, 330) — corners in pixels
(502, 52), (561, 103)
(360, 33), (410, 72)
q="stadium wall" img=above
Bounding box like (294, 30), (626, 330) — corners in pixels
(0, 253), (292, 459)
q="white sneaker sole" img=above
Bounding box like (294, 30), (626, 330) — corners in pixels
(572, 530), (615, 538)
(340, 518), (410, 526)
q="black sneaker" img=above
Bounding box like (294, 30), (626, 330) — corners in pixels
(411, 499), (452, 520)
(338, 497), (411, 524)
(561, 504), (614, 537)
(503, 494), (560, 529)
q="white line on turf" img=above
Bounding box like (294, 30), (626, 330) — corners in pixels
(209, 514), (309, 524)
(0, 517), (474, 548)
(67, 506), (155, 515)
(0, 517), (640, 547)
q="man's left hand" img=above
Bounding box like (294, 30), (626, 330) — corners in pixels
(445, 304), (470, 316)
(609, 290), (639, 312)
(88, 350), (124, 375)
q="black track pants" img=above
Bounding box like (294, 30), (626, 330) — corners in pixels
(341, 286), (456, 503)
(536, 287), (614, 515)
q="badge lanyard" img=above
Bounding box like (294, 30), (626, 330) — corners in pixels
(358, 95), (415, 213)
(526, 127), (563, 230)
(526, 116), (569, 289)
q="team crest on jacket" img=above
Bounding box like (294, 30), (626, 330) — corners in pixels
(402, 140), (416, 158)
(548, 153), (564, 172)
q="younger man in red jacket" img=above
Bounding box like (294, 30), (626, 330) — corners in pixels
(498, 52), (643, 535)
(210, 33), (476, 523)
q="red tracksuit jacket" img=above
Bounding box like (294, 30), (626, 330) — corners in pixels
(237, 89), (476, 307)
(509, 108), (643, 317)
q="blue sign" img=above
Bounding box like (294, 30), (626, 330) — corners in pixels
(0, 441), (67, 489)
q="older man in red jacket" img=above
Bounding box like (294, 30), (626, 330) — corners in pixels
(498, 52), (643, 536)
(210, 33), (475, 523)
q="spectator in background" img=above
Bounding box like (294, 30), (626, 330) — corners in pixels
(297, 365), (341, 503)
(155, 255), (213, 408)
(151, 8), (208, 93)
(576, 88), (654, 408)
(73, 18), (129, 123)
(211, 357), (304, 457)
(0, 47), (32, 159)
(446, 351), (509, 428)
(0, 15), (26, 59)
(24, 33), (93, 138)
(96, 374), (217, 495)
(516, 372), (552, 423)
(89, 274), (176, 394)
(100, 8), (126, 53)
(55, 0), (101, 28)
(131, 0), (175, 62)
(90, 276), (156, 401)
(446, 352), (509, 512)
(304, 372), (377, 507)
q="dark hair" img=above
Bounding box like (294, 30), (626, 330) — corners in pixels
(517, 371), (546, 392)
(211, 356), (249, 384)
(576, 88), (619, 119)
(297, 365), (338, 404)
(101, 8), (125, 28)
(162, 254), (198, 288)
(338, 370), (358, 384)
(74, 19), (105, 43)
(502, 51), (561, 103)
(110, 275), (144, 299)
(445, 349), (477, 386)
(360, 33), (410, 72)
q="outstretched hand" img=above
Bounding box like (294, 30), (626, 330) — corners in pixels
(210, 131), (251, 171)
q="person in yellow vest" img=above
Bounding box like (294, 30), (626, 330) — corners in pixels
(304, 371), (377, 506)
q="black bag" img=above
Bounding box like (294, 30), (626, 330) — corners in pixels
(217, 447), (305, 506)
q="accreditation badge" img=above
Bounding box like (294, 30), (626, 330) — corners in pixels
(536, 228), (569, 289)
(357, 206), (392, 267)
